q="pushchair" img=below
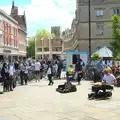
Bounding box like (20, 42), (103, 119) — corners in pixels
(88, 82), (113, 100)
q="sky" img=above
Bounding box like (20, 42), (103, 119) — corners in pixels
(0, 0), (76, 37)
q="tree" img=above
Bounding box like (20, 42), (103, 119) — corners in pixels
(110, 15), (120, 57)
(28, 36), (35, 58)
(27, 29), (54, 58)
(92, 53), (100, 60)
(35, 29), (55, 41)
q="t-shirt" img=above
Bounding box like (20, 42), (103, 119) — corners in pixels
(47, 67), (51, 75)
(96, 61), (104, 72)
(102, 74), (115, 85)
(68, 67), (73, 74)
(35, 62), (41, 71)
(9, 65), (15, 76)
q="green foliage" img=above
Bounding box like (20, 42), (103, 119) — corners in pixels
(36, 29), (51, 41)
(92, 53), (100, 60)
(27, 29), (52, 58)
(110, 15), (120, 57)
(115, 53), (120, 60)
(28, 36), (35, 58)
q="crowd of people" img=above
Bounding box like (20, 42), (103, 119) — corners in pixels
(67, 57), (120, 87)
(1, 56), (120, 95)
(0, 58), (64, 93)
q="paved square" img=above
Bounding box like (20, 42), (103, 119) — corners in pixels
(0, 80), (120, 120)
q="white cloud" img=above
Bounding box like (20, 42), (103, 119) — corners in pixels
(0, 0), (76, 36)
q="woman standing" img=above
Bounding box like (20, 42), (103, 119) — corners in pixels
(8, 62), (15, 91)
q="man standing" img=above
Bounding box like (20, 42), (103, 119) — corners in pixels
(47, 61), (54, 85)
(35, 60), (41, 82)
(96, 57), (104, 80)
(20, 62), (25, 85)
(75, 60), (83, 85)
(57, 59), (63, 79)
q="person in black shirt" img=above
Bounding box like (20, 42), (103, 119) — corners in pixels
(75, 60), (83, 85)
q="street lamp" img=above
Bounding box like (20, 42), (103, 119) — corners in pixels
(49, 36), (51, 59)
(88, 0), (91, 62)
(41, 37), (44, 59)
(35, 37), (36, 60)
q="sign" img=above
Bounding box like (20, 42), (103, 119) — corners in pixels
(3, 49), (11, 53)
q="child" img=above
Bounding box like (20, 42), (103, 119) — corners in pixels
(102, 68), (116, 85)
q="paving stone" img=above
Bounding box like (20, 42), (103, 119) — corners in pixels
(0, 80), (120, 120)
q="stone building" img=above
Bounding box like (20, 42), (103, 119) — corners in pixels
(63, 0), (120, 55)
(0, 1), (27, 61)
(36, 26), (63, 59)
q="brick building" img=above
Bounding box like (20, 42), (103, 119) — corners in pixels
(0, 1), (27, 61)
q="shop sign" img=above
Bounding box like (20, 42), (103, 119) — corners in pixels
(3, 49), (11, 53)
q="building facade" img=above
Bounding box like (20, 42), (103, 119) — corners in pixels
(63, 0), (120, 55)
(36, 26), (63, 59)
(0, 8), (19, 61)
(0, 1), (27, 61)
(10, 1), (27, 59)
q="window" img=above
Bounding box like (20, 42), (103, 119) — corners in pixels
(52, 47), (62, 51)
(96, 10), (104, 16)
(114, 8), (120, 15)
(96, 22), (104, 35)
(37, 48), (42, 52)
(44, 48), (49, 51)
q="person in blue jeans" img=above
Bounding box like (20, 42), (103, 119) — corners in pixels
(96, 57), (104, 80)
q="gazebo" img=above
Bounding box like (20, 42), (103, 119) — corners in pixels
(94, 46), (113, 58)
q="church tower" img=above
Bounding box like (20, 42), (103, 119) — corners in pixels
(10, 0), (18, 17)
(10, 0), (27, 31)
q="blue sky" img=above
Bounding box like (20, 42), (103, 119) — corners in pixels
(0, 0), (76, 37)
(0, 0), (31, 6)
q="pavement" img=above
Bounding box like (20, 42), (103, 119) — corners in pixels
(0, 79), (120, 120)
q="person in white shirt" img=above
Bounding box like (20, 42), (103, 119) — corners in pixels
(47, 62), (54, 85)
(35, 60), (41, 82)
(102, 68), (116, 85)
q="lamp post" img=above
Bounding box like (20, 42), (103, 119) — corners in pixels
(41, 37), (44, 59)
(35, 37), (36, 60)
(88, 0), (91, 61)
(49, 36), (52, 59)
